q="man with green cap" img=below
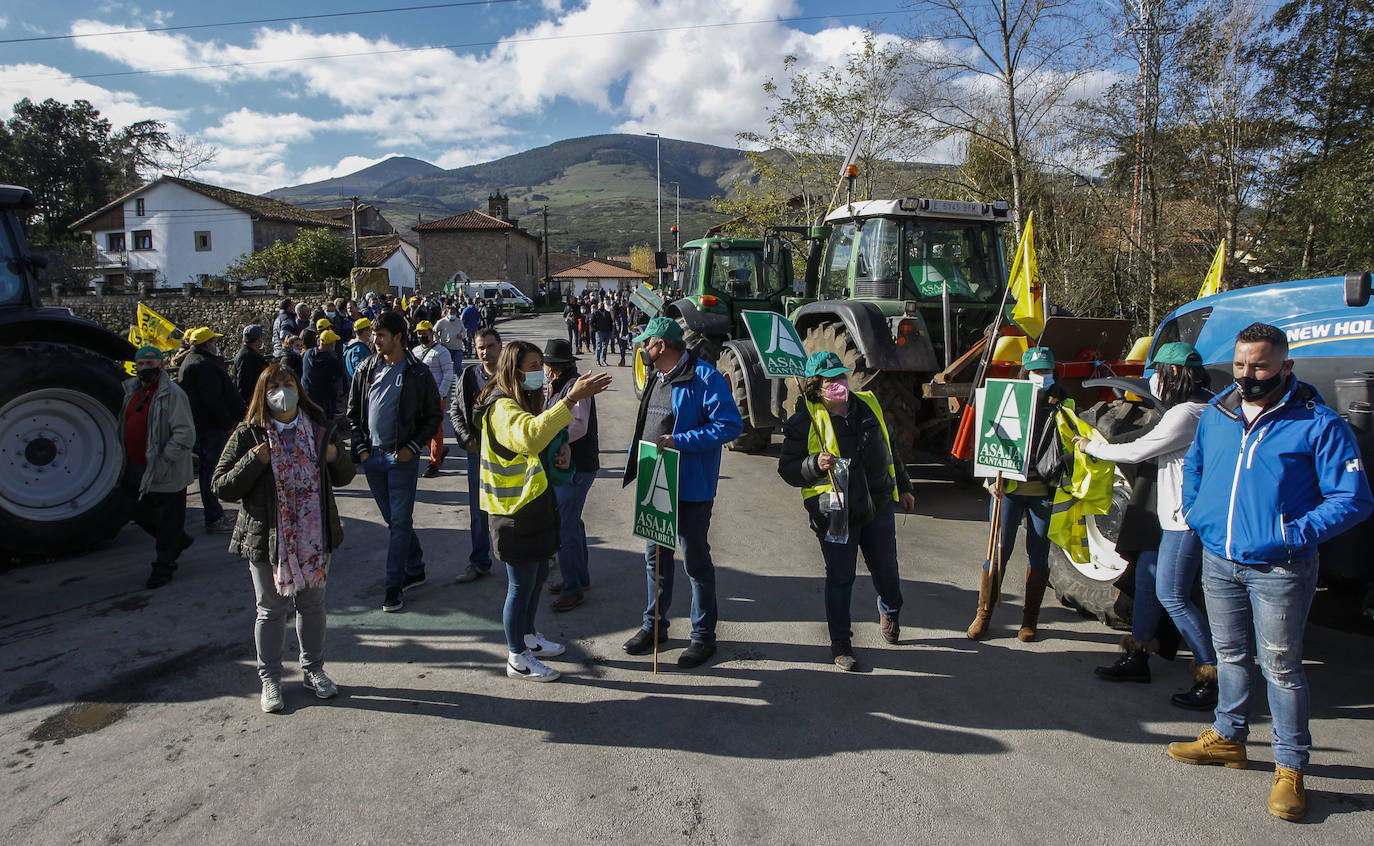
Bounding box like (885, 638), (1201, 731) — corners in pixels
(121, 345), (197, 588)
(621, 316), (743, 668)
(967, 345), (1072, 642)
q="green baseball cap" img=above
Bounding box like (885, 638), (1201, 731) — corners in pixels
(632, 315), (683, 344)
(134, 345), (164, 362)
(1150, 341), (1203, 367)
(1022, 346), (1055, 371)
(804, 351), (850, 378)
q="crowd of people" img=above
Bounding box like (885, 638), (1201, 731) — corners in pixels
(115, 303), (1370, 821)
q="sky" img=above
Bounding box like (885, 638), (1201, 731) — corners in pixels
(0, 0), (951, 193)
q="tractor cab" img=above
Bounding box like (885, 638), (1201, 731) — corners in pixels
(676, 236), (792, 336)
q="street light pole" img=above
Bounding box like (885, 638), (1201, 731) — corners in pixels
(647, 131), (661, 288)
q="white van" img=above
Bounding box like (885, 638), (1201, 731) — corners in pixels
(461, 280), (534, 311)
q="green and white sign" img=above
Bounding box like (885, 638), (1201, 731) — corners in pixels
(973, 379), (1037, 481)
(742, 310), (808, 378)
(634, 441), (680, 547)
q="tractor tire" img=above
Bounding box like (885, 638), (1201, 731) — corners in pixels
(679, 321), (720, 367)
(1047, 398), (1160, 629)
(793, 321), (920, 461)
(632, 343), (649, 399)
(0, 343), (132, 561)
(718, 344), (773, 453)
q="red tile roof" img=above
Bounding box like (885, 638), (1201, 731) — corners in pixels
(69, 176), (346, 230)
(412, 209), (517, 232)
(551, 258), (648, 279)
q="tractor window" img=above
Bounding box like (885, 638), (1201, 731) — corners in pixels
(1154, 307), (1212, 348)
(680, 247), (702, 296)
(708, 249), (774, 300)
(903, 220), (1002, 303)
(0, 217), (26, 305)
(821, 223), (857, 299)
(854, 218), (901, 283)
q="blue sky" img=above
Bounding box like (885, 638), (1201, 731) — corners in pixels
(0, 1), (922, 192)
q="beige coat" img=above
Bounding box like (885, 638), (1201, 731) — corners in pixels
(119, 374), (196, 497)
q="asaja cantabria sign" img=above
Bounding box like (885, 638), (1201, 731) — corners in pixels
(973, 378), (1037, 480)
(633, 441), (680, 547)
(742, 310), (808, 378)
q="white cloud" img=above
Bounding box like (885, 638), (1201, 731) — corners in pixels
(294, 154), (402, 184)
(0, 63), (183, 128)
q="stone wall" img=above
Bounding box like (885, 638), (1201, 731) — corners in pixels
(53, 292), (287, 359)
(416, 229), (540, 295)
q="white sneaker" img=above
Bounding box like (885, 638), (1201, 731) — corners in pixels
(260, 678), (284, 713)
(303, 668), (338, 699)
(524, 631), (566, 658)
(507, 650), (560, 682)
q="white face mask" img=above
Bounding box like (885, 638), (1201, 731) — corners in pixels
(1149, 372), (1164, 400)
(1028, 372), (1054, 391)
(266, 386), (299, 414)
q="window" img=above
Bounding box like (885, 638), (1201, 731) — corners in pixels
(820, 223), (857, 300)
(132, 230), (153, 250)
(194, 231), (212, 251)
(135, 198), (145, 216)
(902, 219), (1003, 303)
(106, 232), (126, 252)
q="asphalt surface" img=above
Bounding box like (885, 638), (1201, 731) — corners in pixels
(2, 312), (1372, 844)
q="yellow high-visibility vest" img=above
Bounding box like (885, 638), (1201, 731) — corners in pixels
(801, 390), (899, 503)
(478, 398), (548, 516)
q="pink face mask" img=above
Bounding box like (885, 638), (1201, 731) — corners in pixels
(822, 378), (850, 402)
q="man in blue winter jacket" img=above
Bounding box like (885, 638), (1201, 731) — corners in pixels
(621, 316), (743, 669)
(1167, 322), (1372, 822)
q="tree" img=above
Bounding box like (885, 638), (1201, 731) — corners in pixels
(224, 228), (352, 293)
(719, 30), (932, 233)
(2, 98), (119, 245)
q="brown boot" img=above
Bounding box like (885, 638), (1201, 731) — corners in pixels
(1166, 728), (1248, 769)
(967, 569), (996, 640)
(1268, 766), (1305, 821)
(1018, 569), (1050, 641)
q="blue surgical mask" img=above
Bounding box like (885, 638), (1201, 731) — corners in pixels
(1029, 372), (1055, 391)
(521, 370), (545, 391)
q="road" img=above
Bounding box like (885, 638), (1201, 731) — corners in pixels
(2, 312), (1371, 844)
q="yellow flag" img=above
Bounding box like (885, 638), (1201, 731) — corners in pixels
(124, 326), (140, 375)
(136, 302), (181, 351)
(1008, 213), (1044, 339)
(1197, 240), (1226, 299)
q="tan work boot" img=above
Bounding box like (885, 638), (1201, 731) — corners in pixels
(1268, 766), (1306, 821)
(1166, 728), (1248, 769)
(967, 569), (996, 640)
(1018, 569), (1050, 641)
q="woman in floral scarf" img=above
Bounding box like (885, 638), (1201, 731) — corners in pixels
(213, 363), (355, 713)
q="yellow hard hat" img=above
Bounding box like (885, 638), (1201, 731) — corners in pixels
(319, 329), (341, 345)
(353, 317), (372, 331)
(185, 327), (223, 346)
(315, 318), (333, 331)
(415, 320), (434, 331)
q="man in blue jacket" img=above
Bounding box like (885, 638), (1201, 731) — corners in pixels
(1168, 323), (1372, 822)
(621, 316), (743, 668)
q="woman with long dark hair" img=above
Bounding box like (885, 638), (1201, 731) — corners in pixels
(1077, 342), (1219, 709)
(212, 364), (355, 713)
(473, 341), (610, 682)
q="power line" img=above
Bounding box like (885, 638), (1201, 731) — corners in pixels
(0, 0), (522, 45)
(15, 11), (904, 84)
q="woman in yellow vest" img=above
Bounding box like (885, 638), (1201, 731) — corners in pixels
(472, 340), (610, 682)
(778, 351), (917, 671)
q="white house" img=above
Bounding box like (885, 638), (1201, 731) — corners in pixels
(359, 233), (418, 294)
(550, 258), (648, 296)
(69, 176), (346, 289)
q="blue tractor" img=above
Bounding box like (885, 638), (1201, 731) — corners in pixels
(1050, 271), (1374, 632)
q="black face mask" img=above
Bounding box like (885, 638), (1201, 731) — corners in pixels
(136, 368), (159, 384)
(1236, 371), (1285, 402)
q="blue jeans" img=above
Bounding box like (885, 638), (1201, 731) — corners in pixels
(1131, 548), (1163, 642)
(566, 323), (576, 346)
(1202, 549), (1319, 771)
(362, 452), (425, 592)
(983, 492), (1052, 574)
(464, 449), (493, 571)
(194, 428), (228, 524)
(594, 331), (612, 362)
(819, 504), (903, 642)
(447, 347), (463, 374)
(643, 499), (717, 644)
(504, 557), (552, 653)
(555, 470), (595, 597)
(1157, 529), (1215, 665)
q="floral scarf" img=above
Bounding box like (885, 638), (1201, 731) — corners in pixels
(266, 417), (326, 596)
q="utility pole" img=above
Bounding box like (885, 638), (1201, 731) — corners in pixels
(647, 132), (662, 288)
(667, 180), (680, 271)
(542, 205), (551, 302)
(349, 196), (361, 267)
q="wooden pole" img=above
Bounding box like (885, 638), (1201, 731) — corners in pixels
(987, 472), (1006, 613)
(652, 544), (661, 674)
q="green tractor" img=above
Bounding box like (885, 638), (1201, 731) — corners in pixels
(631, 234), (795, 451)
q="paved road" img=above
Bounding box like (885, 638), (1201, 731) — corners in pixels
(2, 313), (1371, 844)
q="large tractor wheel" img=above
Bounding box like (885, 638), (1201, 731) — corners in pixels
(1046, 398), (1161, 628)
(0, 343), (132, 560)
(793, 321), (920, 461)
(679, 321), (720, 367)
(717, 344), (773, 453)
(632, 343), (649, 399)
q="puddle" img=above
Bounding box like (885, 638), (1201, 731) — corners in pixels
(28, 702), (129, 741)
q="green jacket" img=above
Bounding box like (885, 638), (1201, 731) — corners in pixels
(120, 374), (196, 497)
(211, 414), (356, 565)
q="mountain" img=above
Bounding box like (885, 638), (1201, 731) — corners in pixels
(269, 135), (751, 254)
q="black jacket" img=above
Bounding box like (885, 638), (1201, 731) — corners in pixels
(472, 387), (561, 563)
(301, 347), (344, 418)
(448, 363), (490, 450)
(346, 350), (441, 460)
(233, 345), (269, 404)
(546, 366), (600, 472)
(778, 398), (912, 537)
(177, 346), (244, 433)
(589, 307), (614, 333)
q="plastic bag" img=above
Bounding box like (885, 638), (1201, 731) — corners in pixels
(823, 457), (852, 545)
